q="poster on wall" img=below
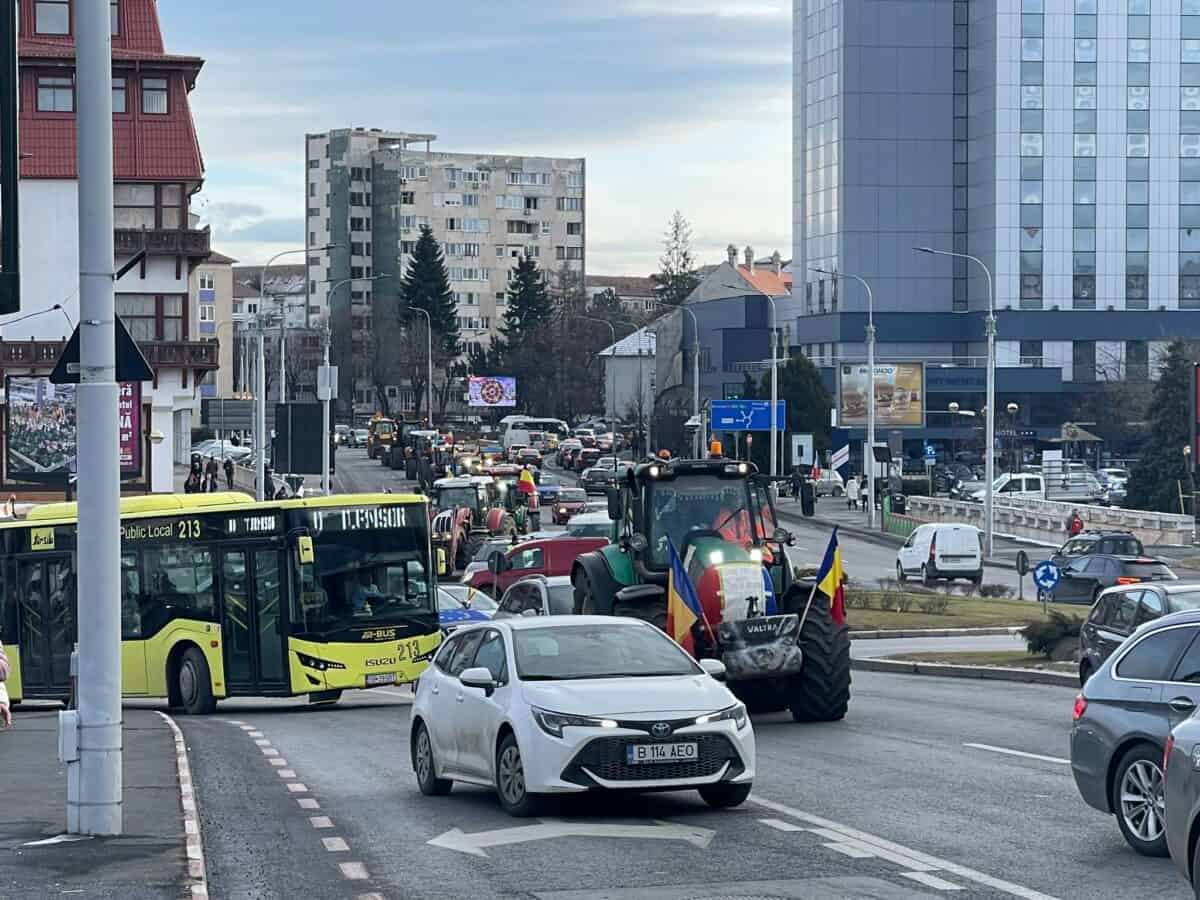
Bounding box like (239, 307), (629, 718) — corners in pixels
(838, 363), (926, 428)
(6, 376), (142, 481)
(468, 375), (517, 408)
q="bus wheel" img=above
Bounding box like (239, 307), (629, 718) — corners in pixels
(178, 647), (217, 715)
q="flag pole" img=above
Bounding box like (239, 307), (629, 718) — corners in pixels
(797, 579), (820, 633)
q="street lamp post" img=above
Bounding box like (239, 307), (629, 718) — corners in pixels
(404, 306), (435, 431)
(948, 401), (960, 463)
(814, 267), (875, 527)
(1006, 402), (1020, 473)
(916, 246), (996, 557)
(646, 299), (702, 457)
(579, 315), (620, 462)
(765, 294), (780, 477)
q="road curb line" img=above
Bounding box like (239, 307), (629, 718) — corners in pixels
(852, 656), (1077, 686)
(157, 712), (208, 900)
(851, 626), (1021, 640)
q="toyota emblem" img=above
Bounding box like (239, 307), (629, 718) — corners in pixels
(650, 722), (672, 738)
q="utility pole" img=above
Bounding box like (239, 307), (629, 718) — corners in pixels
(71, 0), (122, 835)
(321, 324), (332, 495)
(407, 306), (435, 430)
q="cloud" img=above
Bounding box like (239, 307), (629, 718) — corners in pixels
(615, 0), (790, 18)
(222, 217), (306, 244)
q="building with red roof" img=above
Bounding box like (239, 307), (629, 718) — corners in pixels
(11, 0), (216, 492)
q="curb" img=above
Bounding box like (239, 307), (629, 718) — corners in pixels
(157, 712), (208, 900)
(850, 626), (1022, 640)
(852, 656), (1077, 686)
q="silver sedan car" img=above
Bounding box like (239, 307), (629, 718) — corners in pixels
(1165, 712), (1200, 897)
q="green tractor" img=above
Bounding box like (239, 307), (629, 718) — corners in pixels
(570, 457), (851, 722)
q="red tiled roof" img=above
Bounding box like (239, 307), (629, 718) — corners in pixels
(737, 265), (792, 297)
(17, 0), (205, 181)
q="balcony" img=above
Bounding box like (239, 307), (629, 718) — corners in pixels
(114, 226), (212, 259)
(0, 340), (218, 371)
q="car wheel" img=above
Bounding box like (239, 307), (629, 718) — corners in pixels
(1111, 742), (1169, 857)
(495, 733), (541, 816)
(832, 487), (844, 498)
(896, 561), (906, 584)
(921, 564), (933, 587)
(699, 782), (752, 809)
(412, 721), (452, 796)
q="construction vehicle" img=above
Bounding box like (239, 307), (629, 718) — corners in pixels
(365, 414), (398, 460)
(429, 475), (519, 573)
(570, 457), (851, 722)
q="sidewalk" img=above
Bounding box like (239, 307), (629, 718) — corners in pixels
(0, 708), (194, 899)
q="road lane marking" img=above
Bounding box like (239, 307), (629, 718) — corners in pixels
(962, 743), (1070, 765)
(297, 799), (320, 810)
(903, 872), (965, 892)
(310, 816), (334, 829)
(248, 731), (264, 738)
(750, 795), (1060, 900)
(823, 842), (875, 859)
(804, 831), (936, 871)
(157, 712), (209, 899)
(339, 862), (370, 880)
(322, 837), (350, 852)
(261, 747), (279, 756)
(278, 770), (297, 779)
(287, 783), (309, 793)
(759, 818), (806, 832)
(225, 720), (245, 726)
(253, 738), (270, 746)
(268, 758), (287, 767)
(428, 819), (715, 858)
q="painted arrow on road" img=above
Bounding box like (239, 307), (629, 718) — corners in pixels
(427, 818), (715, 858)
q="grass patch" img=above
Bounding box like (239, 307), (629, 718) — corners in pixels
(882, 650), (1074, 671)
(847, 593), (1050, 631)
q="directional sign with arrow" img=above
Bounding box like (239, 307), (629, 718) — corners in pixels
(1032, 561), (1061, 592)
(427, 818), (714, 858)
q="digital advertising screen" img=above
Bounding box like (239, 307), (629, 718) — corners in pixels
(468, 376), (517, 408)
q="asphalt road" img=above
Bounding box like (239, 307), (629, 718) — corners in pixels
(172, 672), (1190, 900)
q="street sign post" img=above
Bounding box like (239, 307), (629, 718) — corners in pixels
(710, 399), (787, 433)
(1032, 560), (1061, 613)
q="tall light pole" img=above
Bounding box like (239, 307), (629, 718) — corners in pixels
(324, 274), (389, 495)
(72, 0), (121, 836)
(404, 306), (435, 430)
(579, 314), (620, 462)
(1006, 401), (1020, 473)
(647, 299), (701, 457)
(814, 267), (875, 527)
(764, 295), (780, 477)
(916, 246), (996, 556)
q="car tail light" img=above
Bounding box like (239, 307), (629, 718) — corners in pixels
(1165, 733), (1176, 778)
(1073, 693), (1087, 722)
(1116, 577), (1142, 585)
(929, 532), (937, 562)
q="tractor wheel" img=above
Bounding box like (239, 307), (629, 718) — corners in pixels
(572, 570), (597, 615)
(786, 590), (851, 723)
(613, 602), (668, 633)
(731, 679), (790, 714)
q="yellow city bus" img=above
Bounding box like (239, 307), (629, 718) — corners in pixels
(1, 492), (443, 713)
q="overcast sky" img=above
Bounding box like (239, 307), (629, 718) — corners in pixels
(160, 0), (792, 275)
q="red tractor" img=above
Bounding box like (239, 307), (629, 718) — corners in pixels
(429, 476), (518, 573)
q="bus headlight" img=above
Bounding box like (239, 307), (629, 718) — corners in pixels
(296, 652), (346, 671)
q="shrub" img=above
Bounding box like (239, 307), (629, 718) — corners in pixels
(918, 596), (950, 615)
(979, 584), (1013, 599)
(1021, 611), (1083, 659)
(893, 593), (914, 613)
(845, 590), (873, 610)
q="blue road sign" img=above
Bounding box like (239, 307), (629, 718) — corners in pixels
(711, 400), (787, 433)
(1032, 561), (1062, 592)
(923, 443), (936, 461)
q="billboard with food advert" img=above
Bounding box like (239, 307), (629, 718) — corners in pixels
(838, 363), (925, 428)
(468, 376), (517, 408)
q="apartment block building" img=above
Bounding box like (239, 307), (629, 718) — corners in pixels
(304, 128), (586, 420)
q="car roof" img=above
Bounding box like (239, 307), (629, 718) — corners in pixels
(1071, 530), (1138, 539)
(569, 511), (611, 524)
(489, 614), (649, 632)
(1161, 582), (1200, 594)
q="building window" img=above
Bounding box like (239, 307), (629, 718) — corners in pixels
(160, 184), (182, 228)
(199, 304), (215, 323)
(114, 184), (155, 229)
(556, 197), (583, 212)
(567, 222), (583, 236)
(112, 77), (126, 114)
(1072, 341), (1096, 383)
(1126, 341), (1150, 381)
(141, 77), (168, 115)
(198, 273), (214, 291)
(36, 75), (73, 113)
(110, 0), (120, 34)
(35, 0), (69, 34)
(116, 295), (156, 341)
(1019, 340), (1043, 367)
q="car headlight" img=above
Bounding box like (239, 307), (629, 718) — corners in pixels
(531, 707), (618, 738)
(295, 651), (347, 672)
(693, 703), (748, 730)
(558, 506), (566, 513)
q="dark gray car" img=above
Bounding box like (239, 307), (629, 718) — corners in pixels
(1079, 583), (1200, 685)
(1071, 610), (1200, 856)
(1165, 712), (1200, 897)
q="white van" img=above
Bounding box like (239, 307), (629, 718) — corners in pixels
(896, 523), (983, 586)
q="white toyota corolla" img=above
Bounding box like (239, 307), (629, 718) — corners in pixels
(409, 616), (756, 816)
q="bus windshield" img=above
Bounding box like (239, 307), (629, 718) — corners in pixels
(645, 476), (755, 567)
(293, 527), (435, 635)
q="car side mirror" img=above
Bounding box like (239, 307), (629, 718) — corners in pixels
(460, 666), (496, 696)
(771, 527), (793, 546)
(698, 658), (727, 681)
(606, 486), (622, 521)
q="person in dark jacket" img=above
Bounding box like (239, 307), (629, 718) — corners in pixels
(789, 468), (804, 503)
(223, 457), (235, 491)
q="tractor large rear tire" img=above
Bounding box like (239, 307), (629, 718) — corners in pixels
(787, 592), (851, 723)
(613, 603), (668, 632)
(573, 570), (596, 615)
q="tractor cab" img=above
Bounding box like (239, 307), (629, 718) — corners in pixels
(430, 475), (495, 522)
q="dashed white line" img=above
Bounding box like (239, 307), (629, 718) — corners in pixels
(261, 748), (280, 757)
(903, 871), (965, 892)
(823, 841), (876, 859)
(268, 758), (288, 768)
(751, 795), (1061, 900)
(287, 783), (309, 793)
(297, 798), (321, 810)
(253, 738), (271, 747)
(310, 816), (334, 829)
(962, 743), (1070, 765)
(759, 818), (806, 833)
(322, 837), (350, 852)
(248, 731), (265, 739)
(278, 770), (297, 779)
(339, 862), (370, 880)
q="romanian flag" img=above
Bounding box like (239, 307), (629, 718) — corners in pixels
(666, 540), (704, 655)
(815, 528), (846, 625)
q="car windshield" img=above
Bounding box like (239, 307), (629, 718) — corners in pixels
(646, 475), (755, 567)
(546, 585), (575, 615)
(560, 489), (586, 503)
(437, 588), (465, 612)
(1126, 562), (1176, 580)
(513, 623), (700, 680)
(290, 507), (436, 637)
(567, 522), (611, 538)
(1169, 591), (1200, 612)
(473, 539), (510, 563)
(434, 486), (480, 511)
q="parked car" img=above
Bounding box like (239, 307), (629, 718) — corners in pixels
(1164, 711), (1200, 894)
(1048, 554), (1176, 605)
(1080, 583), (1200, 684)
(409, 616), (755, 815)
(438, 587), (493, 635)
(1052, 531), (1144, 567)
(493, 575), (576, 619)
(552, 487), (588, 525)
(812, 469), (845, 498)
(895, 523), (983, 586)
(467, 534), (609, 595)
(1071, 610), (1200, 856)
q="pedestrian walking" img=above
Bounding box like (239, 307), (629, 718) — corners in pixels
(1066, 509), (1085, 536)
(846, 474), (860, 511)
(0, 639), (11, 728)
(790, 468), (803, 503)
(184, 470), (201, 494)
(223, 456), (235, 491)
(204, 456), (219, 493)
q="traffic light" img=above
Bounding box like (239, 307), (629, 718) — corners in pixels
(0, 0), (19, 313)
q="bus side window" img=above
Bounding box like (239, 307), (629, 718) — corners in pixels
(121, 552), (142, 639)
(142, 546), (215, 635)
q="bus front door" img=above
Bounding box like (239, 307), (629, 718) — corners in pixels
(220, 548), (287, 695)
(15, 555), (75, 699)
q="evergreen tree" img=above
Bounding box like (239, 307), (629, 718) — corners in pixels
(652, 211), (701, 307)
(1126, 340), (1194, 513)
(500, 252), (553, 346)
(399, 225), (460, 357)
